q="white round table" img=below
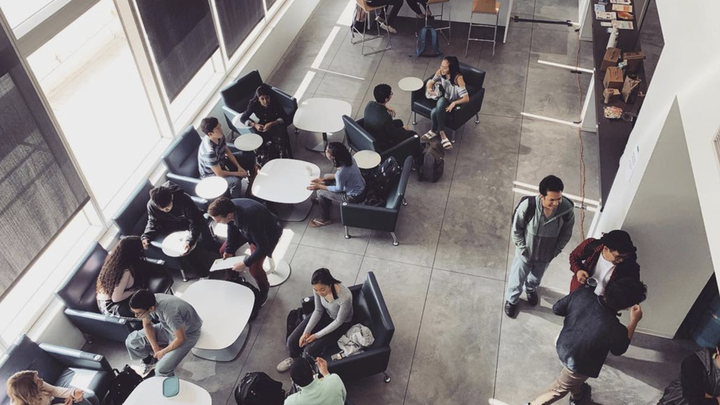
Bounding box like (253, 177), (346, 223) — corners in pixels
(233, 133), (263, 151)
(398, 76), (424, 92)
(161, 231), (192, 257)
(354, 150), (382, 169)
(293, 98), (352, 152)
(195, 176), (228, 199)
(182, 280), (254, 361)
(123, 377), (210, 405)
(252, 158), (321, 223)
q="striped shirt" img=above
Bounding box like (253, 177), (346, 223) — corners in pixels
(198, 135), (227, 178)
(432, 73), (469, 102)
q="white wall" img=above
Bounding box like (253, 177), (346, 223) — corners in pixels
(595, 0), (720, 336)
(397, 0), (512, 26)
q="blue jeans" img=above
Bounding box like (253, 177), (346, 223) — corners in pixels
(505, 254), (550, 304)
(430, 97), (451, 132)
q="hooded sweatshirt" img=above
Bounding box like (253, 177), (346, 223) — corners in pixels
(511, 195), (575, 264)
(141, 181), (205, 246)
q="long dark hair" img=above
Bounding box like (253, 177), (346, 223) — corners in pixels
(251, 84), (273, 106)
(96, 236), (144, 295)
(443, 56), (462, 84)
(311, 268), (342, 299)
(326, 142), (353, 168)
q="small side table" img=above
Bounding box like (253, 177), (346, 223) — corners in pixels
(161, 231), (192, 258)
(195, 176), (228, 199)
(398, 77), (424, 92)
(233, 133), (263, 151)
(354, 150), (382, 169)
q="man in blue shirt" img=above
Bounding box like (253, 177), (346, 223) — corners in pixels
(285, 356), (346, 405)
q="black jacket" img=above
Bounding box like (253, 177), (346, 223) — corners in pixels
(240, 98), (289, 126)
(553, 287), (631, 378)
(225, 198), (282, 267)
(363, 101), (415, 152)
(141, 181), (205, 246)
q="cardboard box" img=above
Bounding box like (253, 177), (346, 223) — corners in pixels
(601, 47), (621, 71)
(623, 51), (646, 73)
(603, 66), (624, 89)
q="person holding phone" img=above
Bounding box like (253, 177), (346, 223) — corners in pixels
(240, 84), (293, 160)
(6, 370), (92, 405)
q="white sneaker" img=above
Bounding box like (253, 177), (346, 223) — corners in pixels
(276, 357), (294, 373)
(379, 22), (397, 34)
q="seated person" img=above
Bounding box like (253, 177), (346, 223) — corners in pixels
(307, 143), (365, 228)
(141, 181), (219, 277)
(198, 116), (257, 198)
(240, 84), (293, 160)
(421, 56), (470, 150)
(96, 236), (146, 319)
(7, 370), (92, 405)
(406, 0), (432, 19)
(278, 268), (353, 373)
(366, 0), (403, 33)
(125, 290), (202, 377)
(658, 338), (720, 405)
(285, 357), (346, 405)
(363, 83), (421, 157)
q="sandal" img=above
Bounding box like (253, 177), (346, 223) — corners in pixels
(420, 131), (437, 142)
(310, 218), (333, 228)
(441, 138), (453, 150)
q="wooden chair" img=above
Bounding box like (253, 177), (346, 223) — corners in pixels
(466, 0), (500, 57)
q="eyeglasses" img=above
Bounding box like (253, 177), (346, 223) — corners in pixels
(132, 309), (148, 319)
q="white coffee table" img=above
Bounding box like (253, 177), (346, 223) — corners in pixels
(123, 377), (210, 405)
(195, 176), (228, 199)
(398, 77), (424, 92)
(293, 98), (352, 152)
(161, 231), (193, 257)
(234, 133), (263, 151)
(354, 150), (381, 169)
(182, 280), (254, 362)
(252, 158), (320, 222)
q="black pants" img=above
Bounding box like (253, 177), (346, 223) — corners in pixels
(406, 0), (428, 15)
(258, 125), (293, 160)
(287, 312), (352, 358)
(366, 0), (403, 25)
(222, 152), (257, 198)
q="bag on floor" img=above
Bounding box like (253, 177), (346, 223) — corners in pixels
(235, 372), (285, 405)
(416, 26), (442, 58)
(286, 306), (304, 340)
(361, 156), (402, 206)
(418, 140), (444, 182)
(109, 365), (143, 405)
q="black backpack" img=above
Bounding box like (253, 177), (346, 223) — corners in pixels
(109, 365), (143, 405)
(511, 195), (573, 225)
(361, 156), (402, 206)
(418, 140), (444, 182)
(235, 372), (285, 405)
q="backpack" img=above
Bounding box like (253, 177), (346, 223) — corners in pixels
(511, 195), (573, 225)
(286, 306), (304, 340)
(415, 26), (442, 58)
(234, 372), (285, 405)
(109, 365), (143, 405)
(418, 140), (444, 182)
(361, 156), (402, 206)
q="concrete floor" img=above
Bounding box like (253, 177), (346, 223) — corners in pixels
(85, 0), (695, 404)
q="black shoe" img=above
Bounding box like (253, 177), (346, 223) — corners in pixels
(259, 289), (269, 307)
(527, 290), (539, 306)
(569, 383), (591, 405)
(504, 301), (518, 318)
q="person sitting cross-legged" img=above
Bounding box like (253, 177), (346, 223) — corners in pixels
(284, 356), (346, 405)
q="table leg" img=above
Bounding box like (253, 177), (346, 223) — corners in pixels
(306, 132), (345, 152)
(191, 323), (250, 362)
(269, 199), (314, 222)
(263, 258), (292, 287)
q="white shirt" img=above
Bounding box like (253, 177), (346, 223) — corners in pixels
(592, 254), (616, 296)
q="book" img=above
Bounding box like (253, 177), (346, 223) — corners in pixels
(612, 20), (634, 30)
(617, 11), (634, 20)
(595, 11), (617, 20)
(610, 0), (631, 4)
(611, 4), (632, 12)
(600, 21), (613, 27)
(594, 4), (606, 12)
(209, 255), (247, 272)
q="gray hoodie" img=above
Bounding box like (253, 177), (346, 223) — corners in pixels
(512, 195), (575, 264)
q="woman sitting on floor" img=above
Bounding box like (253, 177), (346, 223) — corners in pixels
(421, 55), (470, 150)
(307, 142), (365, 228)
(240, 84), (293, 161)
(7, 370), (92, 405)
(96, 236), (146, 319)
(277, 268), (354, 373)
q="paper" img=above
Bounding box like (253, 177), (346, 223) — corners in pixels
(594, 4), (606, 12)
(612, 20), (634, 29)
(611, 4), (632, 12)
(610, 0), (631, 4)
(617, 11), (634, 20)
(624, 145), (640, 181)
(600, 21), (613, 27)
(595, 11), (617, 20)
(209, 255), (246, 272)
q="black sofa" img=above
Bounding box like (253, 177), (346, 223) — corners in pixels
(342, 115), (420, 166)
(161, 125), (211, 211)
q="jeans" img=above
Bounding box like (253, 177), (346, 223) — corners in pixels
(366, 0), (403, 25)
(287, 312), (352, 358)
(125, 324), (201, 377)
(430, 97), (451, 132)
(316, 189), (356, 221)
(530, 366), (589, 405)
(505, 254), (550, 304)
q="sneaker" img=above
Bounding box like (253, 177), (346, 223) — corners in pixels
(141, 357), (157, 376)
(504, 301), (518, 318)
(526, 290), (539, 306)
(379, 22), (397, 34)
(277, 357), (294, 373)
(569, 383), (591, 405)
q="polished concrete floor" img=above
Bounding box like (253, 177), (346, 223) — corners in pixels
(85, 0), (694, 404)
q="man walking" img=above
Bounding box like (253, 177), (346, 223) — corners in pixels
(505, 175), (575, 318)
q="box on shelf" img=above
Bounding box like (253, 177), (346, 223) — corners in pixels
(601, 47), (621, 71)
(624, 51), (646, 73)
(603, 66), (624, 89)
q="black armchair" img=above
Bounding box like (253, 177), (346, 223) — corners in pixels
(220, 70), (298, 139)
(0, 335), (113, 405)
(343, 115), (420, 166)
(341, 156), (413, 246)
(411, 63), (486, 138)
(321, 272), (394, 383)
(161, 126), (209, 211)
(55, 242), (174, 343)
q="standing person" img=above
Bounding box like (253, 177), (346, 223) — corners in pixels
(285, 357), (347, 405)
(240, 84), (293, 160)
(198, 116), (256, 198)
(657, 339), (720, 405)
(307, 143), (365, 228)
(208, 197), (283, 305)
(125, 290), (202, 377)
(277, 268), (353, 373)
(364, 83), (421, 156)
(96, 236), (146, 319)
(421, 56), (470, 150)
(365, 0), (403, 33)
(505, 175), (575, 318)
(6, 370), (92, 405)
(568, 229), (640, 294)
(526, 278), (647, 405)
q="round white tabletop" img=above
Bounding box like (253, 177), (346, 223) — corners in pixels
(161, 231), (192, 257)
(233, 133), (263, 151)
(123, 377), (211, 405)
(195, 176), (228, 199)
(354, 150), (382, 169)
(293, 98), (352, 134)
(252, 158), (321, 204)
(398, 76), (424, 92)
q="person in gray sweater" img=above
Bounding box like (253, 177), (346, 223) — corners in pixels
(505, 175), (575, 318)
(277, 268), (354, 373)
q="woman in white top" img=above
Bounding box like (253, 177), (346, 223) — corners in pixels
(96, 236), (145, 319)
(421, 56), (470, 150)
(277, 268), (354, 373)
(7, 370), (91, 405)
